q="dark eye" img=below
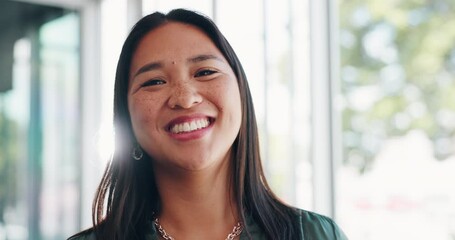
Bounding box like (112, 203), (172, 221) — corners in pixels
(195, 69), (217, 77)
(141, 79), (166, 87)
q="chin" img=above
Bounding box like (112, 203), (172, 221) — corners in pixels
(172, 153), (228, 172)
(178, 159), (215, 171)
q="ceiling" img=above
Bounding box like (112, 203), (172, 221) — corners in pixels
(0, 0), (66, 92)
(0, 0), (65, 32)
(14, 0), (93, 9)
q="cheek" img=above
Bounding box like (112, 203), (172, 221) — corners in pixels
(230, 83), (243, 130)
(129, 95), (160, 127)
(213, 81), (242, 124)
(231, 90), (242, 128)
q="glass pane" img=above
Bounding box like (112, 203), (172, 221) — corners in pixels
(99, 0), (128, 162)
(39, 12), (80, 239)
(337, 1), (455, 239)
(0, 38), (31, 240)
(217, 0), (312, 209)
(0, 1), (80, 238)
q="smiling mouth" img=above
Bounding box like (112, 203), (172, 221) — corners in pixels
(169, 118), (212, 134)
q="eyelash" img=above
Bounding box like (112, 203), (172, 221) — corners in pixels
(139, 69), (217, 88)
(141, 79), (166, 87)
(195, 69), (217, 77)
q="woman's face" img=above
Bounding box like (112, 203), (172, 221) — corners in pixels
(128, 22), (242, 172)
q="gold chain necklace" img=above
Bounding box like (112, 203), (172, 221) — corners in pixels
(153, 218), (244, 240)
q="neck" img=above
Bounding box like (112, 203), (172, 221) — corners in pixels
(152, 155), (240, 239)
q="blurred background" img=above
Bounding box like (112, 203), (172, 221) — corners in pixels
(0, 0), (454, 239)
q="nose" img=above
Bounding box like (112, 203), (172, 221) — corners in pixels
(167, 81), (203, 109)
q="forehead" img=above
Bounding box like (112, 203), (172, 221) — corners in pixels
(131, 22), (221, 64)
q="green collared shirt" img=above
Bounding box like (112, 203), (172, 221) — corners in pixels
(69, 209), (348, 240)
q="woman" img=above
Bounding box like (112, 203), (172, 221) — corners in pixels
(69, 8), (347, 240)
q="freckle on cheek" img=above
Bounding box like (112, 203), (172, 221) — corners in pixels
(135, 97), (159, 123)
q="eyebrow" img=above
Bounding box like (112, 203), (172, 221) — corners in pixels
(133, 62), (163, 78)
(133, 54), (223, 78)
(188, 54), (222, 63)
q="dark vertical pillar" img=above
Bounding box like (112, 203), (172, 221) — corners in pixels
(27, 27), (42, 240)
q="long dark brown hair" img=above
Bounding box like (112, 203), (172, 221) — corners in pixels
(82, 8), (301, 239)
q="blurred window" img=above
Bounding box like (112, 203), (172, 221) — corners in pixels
(337, 1), (455, 239)
(0, 1), (80, 239)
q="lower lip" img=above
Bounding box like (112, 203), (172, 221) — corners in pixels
(168, 123), (213, 141)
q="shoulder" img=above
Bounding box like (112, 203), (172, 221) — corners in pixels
(293, 209), (349, 240)
(67, 228), (96, 240)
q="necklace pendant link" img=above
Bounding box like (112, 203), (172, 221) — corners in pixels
(226, 222), (243, 240)
(154, 218), (175, 240)
(154, 218), (243, 240)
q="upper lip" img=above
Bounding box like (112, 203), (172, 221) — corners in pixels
(165, 114), (214, 132)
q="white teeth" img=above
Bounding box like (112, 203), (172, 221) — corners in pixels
(170, 118), (210, 134)
(190, 121), (197, 130)
(183, 122), (190, 132)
